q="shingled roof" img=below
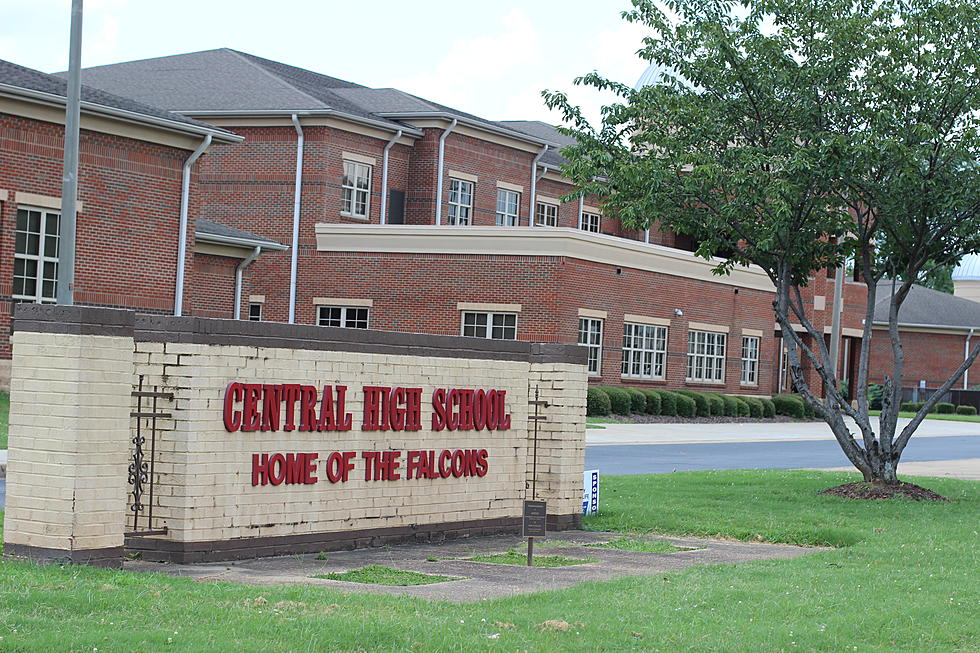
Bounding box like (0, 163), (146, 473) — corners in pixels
(68, 49), (566, 148)
(196, 219), (287, 251)
(0, 58), (238, 141)
(874, 280), (980, 330)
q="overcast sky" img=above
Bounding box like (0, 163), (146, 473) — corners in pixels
(1, 0), (652, 126)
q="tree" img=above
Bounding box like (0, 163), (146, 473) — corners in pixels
(545, 0), (980, 484)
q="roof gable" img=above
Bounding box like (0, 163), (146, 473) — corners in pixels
(874, 280), (980, 329)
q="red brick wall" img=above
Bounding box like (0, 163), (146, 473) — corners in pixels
(868, 329), (980, 388)
(187, 253), (240, 319)
(0, 113), (193, 358)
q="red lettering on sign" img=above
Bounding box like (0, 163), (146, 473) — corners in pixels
(260, 384), (282, 431)
(267, 453), (286, 485)
(438, 449), (453, 478)
(224, 382), (244, 431)
(476, 449), (489, 476)
(431, 388), (447, 431)
(299, 385), (318, 431)
(405, 387), (423, 430)
(241, 384), (262, 432)
(252, 453), (269, 485)
(282, 384), (301, 431)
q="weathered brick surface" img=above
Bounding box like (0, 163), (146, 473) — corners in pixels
(867, 328), (980, 388)
(3, 330), (133, 553)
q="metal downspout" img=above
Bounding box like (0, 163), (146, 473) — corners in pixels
(380, 129), (403, 224)
(434, 119), (457, 225)
(174, 133), (212, 316)
(288, 113), (304, 324)
(577, 196), (584, 230)
(966, 328), (975, 389)
(529, 145), (548, 226)
(234, 246), (262, 319)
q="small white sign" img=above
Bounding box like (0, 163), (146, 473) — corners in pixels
(583, 469), (599, 515)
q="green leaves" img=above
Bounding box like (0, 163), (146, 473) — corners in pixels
(547, 0), (980, 288)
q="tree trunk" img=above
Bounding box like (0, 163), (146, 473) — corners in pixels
(862, 444), (900, 484)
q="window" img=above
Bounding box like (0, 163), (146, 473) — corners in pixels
(579, 212), (600, 233)
(461, 311), (517, 340)
(578, 317), (603, 376)
(686, 330), (727, 383)
(535, 202), (558, 227)
(342, 160), (372, 218)
(318, 306), (369, 329)
(741, 336), (760, 385)
(496, 189), (520, 226)
(248, 303), (262, 321)
(13, 208), (60, 303)
(448, 179), (474, 225)
(621, 323), (668, 379)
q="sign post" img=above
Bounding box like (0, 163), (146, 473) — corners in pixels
(525, 386), (548, 566)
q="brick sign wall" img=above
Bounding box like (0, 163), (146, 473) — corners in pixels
(2, 305), (587, 566)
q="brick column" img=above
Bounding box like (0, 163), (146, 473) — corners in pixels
(528, 344), (589, 530)
(2, 305), (135, 568)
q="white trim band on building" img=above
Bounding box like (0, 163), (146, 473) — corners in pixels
(313, 225), (776, 293)
(623, 314), (670, 326)
(313, 297), (374, 307)
(457, 302), (522, 313)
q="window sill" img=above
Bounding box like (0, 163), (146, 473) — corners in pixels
(340, 213), (370, 221)
(685, 380), (726, 386)
(621, 376), (667, 385)
(740, 383), (759, 388)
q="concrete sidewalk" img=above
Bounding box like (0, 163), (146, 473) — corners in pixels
(587, 416), (980, 446)
(126, 530), (820, 602)
(816, 458), (980, 481)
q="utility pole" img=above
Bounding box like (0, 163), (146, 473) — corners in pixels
(57, 0), (83, 306)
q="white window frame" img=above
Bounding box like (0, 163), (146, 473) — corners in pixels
(686, 330), (727, 383)
(579, 211), (601, 233)
(578, 317), (604, 376)
(495, 188), (520, 226)
(448, 178), (474, 225)
(13, 207), (60, 304)
(317, 305), (370, 329)
(621, 322), (668, 380)
(342, 160), (372, 219)
(535, 202), (558, 227)
(247, 303), (262, 322)
(460, 311), (518, 340)
(741, 335), (760, 385)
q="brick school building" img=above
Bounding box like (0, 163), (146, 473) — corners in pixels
(5, 50), (880, 397)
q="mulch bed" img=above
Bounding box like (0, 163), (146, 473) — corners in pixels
(818, 481), (949, 501)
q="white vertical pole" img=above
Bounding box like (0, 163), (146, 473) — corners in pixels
(57, 0), (83, 306)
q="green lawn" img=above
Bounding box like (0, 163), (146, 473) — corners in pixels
(1, 470), (977, 652)
(312, 565), (459, 586)
(868, 409), (980, 423)
(0, 390), (8, 450)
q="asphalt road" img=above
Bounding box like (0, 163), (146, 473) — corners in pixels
(585, 435), (980, 475)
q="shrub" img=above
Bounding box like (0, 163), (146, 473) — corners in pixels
(674, 393), (697, 418)
(867, 384), (884, 410)
(740, 396), (763, 418)
(733, 396), (751, 417)
(658, 390), (678, 416)
(956, 405), (978, 416)
(800, 397), (815, 419)
(720, 394), (740, 417)
(936, 402), (955, 414)
(901, 401), (925, 413)
(624, 387), (647, 414)
(761, 397), (776, 418)
(772, 394), (805, 418)
(705, 393), (725, 416)
(641, 389), (662, 415)
(600, 386), (632, 415)
(675, 390), (710, 417)
(586, 387), (611, 416)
